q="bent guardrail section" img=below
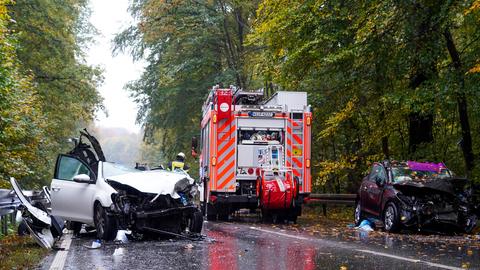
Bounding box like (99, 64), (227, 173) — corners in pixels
(0, 188), (48, 236)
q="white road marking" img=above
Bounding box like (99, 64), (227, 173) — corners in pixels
(249, 226), (463, 270)
(357, 249), (462, 270)
(49, 233), (73, 270)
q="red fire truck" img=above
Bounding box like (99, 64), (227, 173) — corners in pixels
(194, 85), (312, 222)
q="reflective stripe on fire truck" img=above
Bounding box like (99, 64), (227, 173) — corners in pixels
(304, 112), (312, 193)
(210, 111), (217, 191)
(216, 117), (236, 191)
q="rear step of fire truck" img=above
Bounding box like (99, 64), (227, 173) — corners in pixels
(195, 85), (312, 222)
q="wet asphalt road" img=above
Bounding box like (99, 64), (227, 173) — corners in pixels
(38, 219), (480, 270)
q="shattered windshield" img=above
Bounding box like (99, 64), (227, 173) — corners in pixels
(392, 167), (452, 183)
(103, 162), (140, 178)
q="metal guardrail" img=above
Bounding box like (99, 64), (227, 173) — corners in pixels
(0, 188), (46, 236)
(0, 189), (20, 236)
(307, 193), (357, 216)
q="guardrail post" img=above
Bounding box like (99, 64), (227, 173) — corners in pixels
(1, 215), (7, 235)
(322, 204), (327, 216)
(10, 211), (16, 226)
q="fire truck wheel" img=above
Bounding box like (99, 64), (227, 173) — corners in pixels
(203, 202), (218, 221)
(207, 214), (217, 221)
(261, 209), (271, 222)
(218, 213), (229, 221)
(271, 214), (279, 224)
(290, 215), (297, 224)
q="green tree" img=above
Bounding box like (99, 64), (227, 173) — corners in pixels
(8, 0), (104, 185)
(115, 0), (260, 169)
(250, 0), (480, 191)
(0, 0), (47, 188)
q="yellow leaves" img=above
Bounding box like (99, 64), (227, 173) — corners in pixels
(465, 0), (480, 15)
(467, 63), (480, 74)
(319, 97), (358, 139)
(315, 156), (357, 186)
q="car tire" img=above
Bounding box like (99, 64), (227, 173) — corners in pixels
(94, 203), (116, 240)
(354, 201), (363, 226)
(463, 215), (477, 234)
(17, 220), (29, 236)
(189, 211), (203, 233)
(383, 202), (401, 233)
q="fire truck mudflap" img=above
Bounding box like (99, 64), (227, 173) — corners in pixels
(196, 85), (312, 222)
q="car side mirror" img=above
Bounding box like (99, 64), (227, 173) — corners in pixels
(73, 174), (93, 184)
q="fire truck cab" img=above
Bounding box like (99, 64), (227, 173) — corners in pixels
(196, 85), (312, 221)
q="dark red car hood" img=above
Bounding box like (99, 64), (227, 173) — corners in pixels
(393, 178), (469, 196)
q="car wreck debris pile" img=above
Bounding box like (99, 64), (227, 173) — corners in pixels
(10, 129), (204, 249)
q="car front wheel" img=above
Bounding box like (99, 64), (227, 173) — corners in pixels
(383, 202), (401, 233)
(94, 203), (116, 240)
(189, 211), (204, 233)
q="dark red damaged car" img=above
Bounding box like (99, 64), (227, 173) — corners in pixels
(355, 160), (478, 233)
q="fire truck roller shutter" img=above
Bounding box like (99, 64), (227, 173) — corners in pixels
(215, 117), (236, 191)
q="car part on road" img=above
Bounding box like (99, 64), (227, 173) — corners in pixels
(114, 230), (129, 243)
(143, 226), (204, 241)
(10, 177), (63, 249)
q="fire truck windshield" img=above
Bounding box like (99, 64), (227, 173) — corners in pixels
(238, 130), (284, 145)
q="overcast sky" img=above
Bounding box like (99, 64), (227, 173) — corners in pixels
(87, 0), (144, 133)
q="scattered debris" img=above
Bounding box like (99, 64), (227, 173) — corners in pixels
(84, 239), (102, 249)
(113, 247), (125, 256)
(114, 230), (129, 244)
(9, 177), (63, 249)
(184, 243), (194, 250)
(356, 220), (374, 232)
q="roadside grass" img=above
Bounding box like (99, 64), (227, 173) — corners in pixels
(0, 234), (47, 270)
(299, 204), (353, 227)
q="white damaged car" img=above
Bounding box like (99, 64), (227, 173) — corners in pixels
(50, 129), (203, 240)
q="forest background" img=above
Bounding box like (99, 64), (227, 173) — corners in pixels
(1, 0), (480, 193)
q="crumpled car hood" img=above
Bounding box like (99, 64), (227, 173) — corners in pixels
(107, 170), (194, 199)
(393, 178), (468, 196)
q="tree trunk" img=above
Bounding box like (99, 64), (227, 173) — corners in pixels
(444, 28), (475, 176)
(408, 113), (433, 154)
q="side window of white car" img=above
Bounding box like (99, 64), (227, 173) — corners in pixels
(56, 155), (92, 181)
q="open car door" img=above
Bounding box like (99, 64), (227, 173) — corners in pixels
(51, 154), (97, 223)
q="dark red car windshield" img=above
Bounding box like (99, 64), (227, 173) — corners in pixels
(391, 167), (452, 182)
